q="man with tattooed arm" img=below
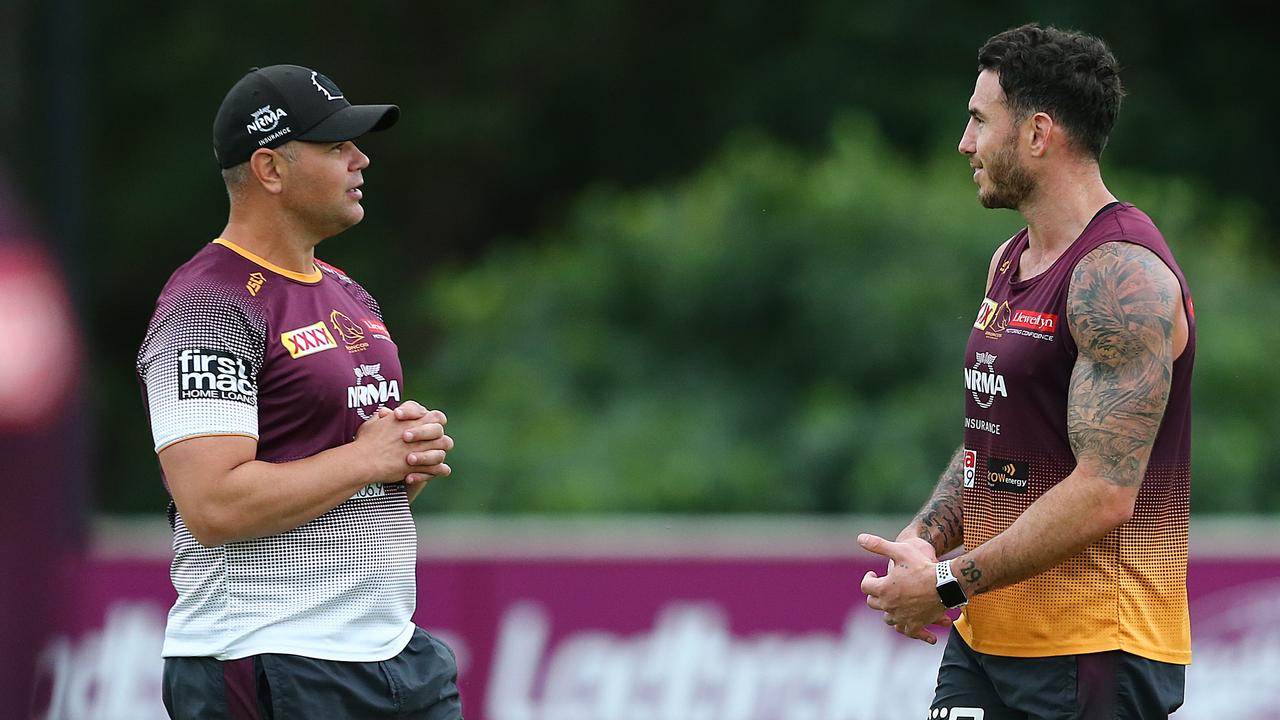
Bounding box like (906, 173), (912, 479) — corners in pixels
(858, 24), (1195, 719)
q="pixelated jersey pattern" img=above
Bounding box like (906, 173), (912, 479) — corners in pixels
(317, 259), (384, 320)
(166, 485), (417, 660)
(138, 241), (417, 661)
(138, 284), (264, 450)
(958, 451), (1190, 663)
(955, 204), (1194, 664)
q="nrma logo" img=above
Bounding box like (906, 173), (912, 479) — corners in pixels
(246, 105), (288, 134)
(965, 351), (1006, 409)
(348, 363), (401, 420)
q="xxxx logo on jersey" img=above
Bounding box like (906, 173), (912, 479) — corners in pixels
(280, 321), (338, 358)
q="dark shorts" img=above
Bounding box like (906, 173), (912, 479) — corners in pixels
(162, 627), (462, 720)
(931, 630), (1185, 720)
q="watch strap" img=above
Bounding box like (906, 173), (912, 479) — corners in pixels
(935, 560), (968, 609)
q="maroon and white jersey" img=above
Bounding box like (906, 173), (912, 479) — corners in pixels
(137, 238), (416, 661)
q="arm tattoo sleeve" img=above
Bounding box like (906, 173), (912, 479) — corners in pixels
(1067, 242), (1178, 488)
(912, 445), (966, 555)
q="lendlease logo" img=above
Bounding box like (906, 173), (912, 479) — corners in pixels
(177, 348), (255, 404)
(280, 321), (338, 359)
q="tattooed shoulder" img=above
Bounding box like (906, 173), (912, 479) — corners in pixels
(1066, 242), (1179, 487)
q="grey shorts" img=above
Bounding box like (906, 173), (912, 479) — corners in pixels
(931, 630), (1184, 720)
(162, 627), (462, 719)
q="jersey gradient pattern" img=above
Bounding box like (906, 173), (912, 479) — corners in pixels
(138, 239), (417, 661)
(955, 204), (1194, 664)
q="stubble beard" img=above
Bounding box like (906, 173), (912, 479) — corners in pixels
(978, 137), (1036, 210)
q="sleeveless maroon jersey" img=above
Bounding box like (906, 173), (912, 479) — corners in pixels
(953, 203), (1194, 664)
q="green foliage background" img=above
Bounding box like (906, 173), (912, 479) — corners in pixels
(410, 118), (1280, 515)
(6, 1), (1272, 515)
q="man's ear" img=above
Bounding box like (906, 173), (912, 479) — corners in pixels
(1027, 112), (1055, 158)
(249, 148), (288, 194)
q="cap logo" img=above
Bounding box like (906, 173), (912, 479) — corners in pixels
(246, 105), (289, 134)
(311, 71), (344, 102)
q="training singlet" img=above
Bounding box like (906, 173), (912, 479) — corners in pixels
(137, 238), (416, 661)
(955, 203), (1194, 664)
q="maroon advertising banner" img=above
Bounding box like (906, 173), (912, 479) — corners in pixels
(32, 522), (1267, 719)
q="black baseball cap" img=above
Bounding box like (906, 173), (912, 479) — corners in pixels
(212, 64), (399, 169)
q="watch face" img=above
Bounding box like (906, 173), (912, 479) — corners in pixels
(937, 580), (967, 609)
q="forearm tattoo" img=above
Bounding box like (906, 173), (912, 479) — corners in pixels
(1067, 243), (1177, 488)
(958, 559), (983, 587)
(913, 446), (966, 555)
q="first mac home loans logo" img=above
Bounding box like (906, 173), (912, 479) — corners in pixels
(177, 348), (256, 405)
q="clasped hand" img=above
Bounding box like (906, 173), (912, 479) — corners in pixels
(357, 400), (454, 485)
(858, 534), (954, 645)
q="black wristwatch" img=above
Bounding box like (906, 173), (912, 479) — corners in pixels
(935, 560), (968, 609)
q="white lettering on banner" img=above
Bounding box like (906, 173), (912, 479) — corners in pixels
(1176, 580), (1280, 718)
(33, 602), (168, 720)
(486, 603), (943, 720)
(28, 584), (1280, 720)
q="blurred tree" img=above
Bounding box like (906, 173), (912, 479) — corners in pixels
(407, 118), (1280, 515)
(11, 0), (1268, 512)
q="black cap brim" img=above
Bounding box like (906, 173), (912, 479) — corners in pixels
(295, 104), (400, 143)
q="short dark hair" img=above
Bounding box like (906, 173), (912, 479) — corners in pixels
(978, 23), (1124, 159)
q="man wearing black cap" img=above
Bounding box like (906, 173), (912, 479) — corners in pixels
(137, 65), (462, 718)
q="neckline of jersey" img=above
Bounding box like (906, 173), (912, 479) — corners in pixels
(1006, 201), (1126, 289)
(211, 238), (323, 284)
